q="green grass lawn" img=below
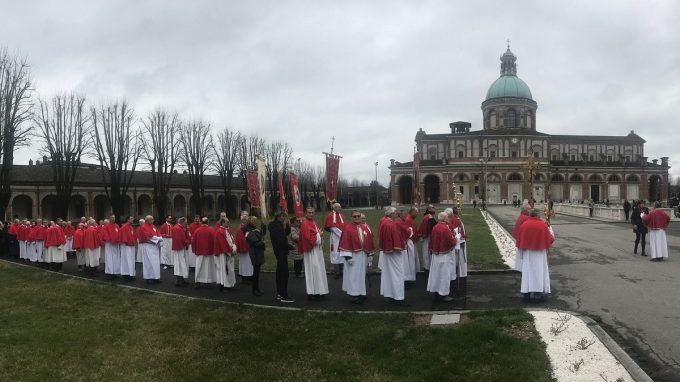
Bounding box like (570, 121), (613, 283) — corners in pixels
(246, 207), (506, 271)
(0, 261), (550, 381)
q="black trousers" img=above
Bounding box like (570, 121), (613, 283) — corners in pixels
(634, 230), (647, 251)
(275, 253), (289, 297)
(252, 264), (262, 292)
(624, 210), (630, 221)
(293, 259), (303, 276)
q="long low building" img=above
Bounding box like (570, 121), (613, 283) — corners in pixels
(6, 161), (252, 221)
(389, 46), (670, 205)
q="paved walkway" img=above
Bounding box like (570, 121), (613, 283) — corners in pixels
(488, 206), (680, 381)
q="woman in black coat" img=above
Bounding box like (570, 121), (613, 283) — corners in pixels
(244, 216), (266, 296)
(630, 200), (649, 256)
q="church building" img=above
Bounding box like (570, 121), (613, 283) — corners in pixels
(389, 46), (670, 205)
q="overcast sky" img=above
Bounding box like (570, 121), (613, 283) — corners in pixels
(2, 0), (679, 185)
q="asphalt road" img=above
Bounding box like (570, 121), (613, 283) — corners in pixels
(488, 206), (680, 381)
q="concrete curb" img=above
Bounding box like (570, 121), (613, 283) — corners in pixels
(527, 307), (653, 382)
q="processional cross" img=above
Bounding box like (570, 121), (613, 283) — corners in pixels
(524, 150), (540, 206)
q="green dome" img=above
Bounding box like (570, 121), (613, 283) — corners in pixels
(485, 75), (533, 100)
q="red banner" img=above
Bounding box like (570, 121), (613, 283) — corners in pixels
(289, 172), (304, 217)
(277, 173), (288, 213)
(246, 170), (261, 209)
(325, 153), (340, 202)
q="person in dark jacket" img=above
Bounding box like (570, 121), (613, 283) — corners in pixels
(631, 200), (649, 256)
(244, 216), (266, 296)
(268, 211), (295, 303)
(623, 200), (631, 221)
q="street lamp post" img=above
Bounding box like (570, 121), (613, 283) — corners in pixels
(374, 161), (379, 209)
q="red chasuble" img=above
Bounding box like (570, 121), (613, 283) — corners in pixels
(213, 226), (232, 255)
(378, 218), (404, 252)
(188, 222), (201, 235)
(63, 224), (75, 237)
(516, 217), (554, 251)
(102, 222), (120, 244)
(324, 211), (345, 230)
(137, 223), (159, 244)
(171, 224), (190, 250)
(512, 213), (530, 240)
(235, 223), (250, 253)
(119, 223), (135, 246)
(429, 222), (457, 254)
(449, 217), (466, 239)
(298, 218), (321, 253)
(338, 223), (363, 252)
(82, 226), (100, 249)
(34, 225), (47, 241)
(191, 225), (214, 256)
(418, 212), (435, 238)
(44, 225), (66, 248)
(17, 225), (27, 240)
(160, 222), (173, 237)
(72, 227), (85, 249)
(361, 223), (375, 253)
(8, 223), (17, 236)
(405, 215), (419, 242)
(642, 209), (670, 229)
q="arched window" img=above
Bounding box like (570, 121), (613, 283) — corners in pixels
(569, 174), (583, 182)
(505, 110), (516, 128)
(551, 174), (564, 182)
(508, 173), (522, 181)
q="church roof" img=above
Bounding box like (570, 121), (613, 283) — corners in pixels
(485, 75), (533, 100)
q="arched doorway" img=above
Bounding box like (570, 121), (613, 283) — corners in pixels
(68, 195), (86, 220)
(138, 194), (153, 217)
(11, 195), (33, 219)
(93, 195), (111, 221)
(173, 195), (187, 218)
(122, 195), (133, 219)
(41, 195), (59, 220)
(423, 174), (440, 204)
(649, 175), (662, 202)
(240, 195), (250, 213)
(397, 176), (413, 205)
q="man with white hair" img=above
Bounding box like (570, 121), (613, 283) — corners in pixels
(325, 202), (346, 279)
(427, 211), (456, 302)
(642, 201), (671, 262)
(235, 211), (253, 283)
(119, 216), (137, 281)
(138, 215), (163, 284)
(17, 220), (28, 261)
(299, 207), (329, 300)
(340, 210), (369, 304)
(403, 207), (420, 287)
(516, 208), (554, 302)
(44, 220), (66, 271)
(82, 219), (101, 276)
(159, 215), (174, 270)
(171, 217), (190, 286)
(379, 206), (408, 306)
(192, 217), (215, 288)
(214, 216), (238, 292)
(512, 203), (532, 272)
(101, 214), (121, 280)
(136, 218), (145, 263)
(418, 205), (436, 274)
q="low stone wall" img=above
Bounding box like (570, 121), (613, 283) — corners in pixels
(553, 203), (678, 221)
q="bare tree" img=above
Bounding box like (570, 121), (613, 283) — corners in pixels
(90, 100), (141, 222)
(179, 120), (214, 216)
(213, 127), (243, 217)
(264, 140), (293, 213)
(236, 134), (265, 211)
(141, 108), (180, 219)
(0, 48), (33, 219)
(35, 93), (89, 218)
(311, 165), (325, 210)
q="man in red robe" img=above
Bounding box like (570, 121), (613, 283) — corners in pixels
(339, 211), (368, 303)
(214, 217), (237, 292)
(516, 208), (555, 303)
(171, 217), (191, 286)
(186, 215), (202, 270)
(235, 211), (253, 282)
(159, 215), (174, 269)
(63, 221), (75, 257)
(72, 223), (86, 271)
(403, 207), (420, 285)
(418, 205), (436, 273)
(82, 220), (101, 276)
(642, 202), (671, 261)
(360, 213), (375, 271)
(512, 203), (531, 272)
(44, 221), (66, 271)
(192, 217), (215, 288)
(138, 215), (162, 284)
(17, 220), (29, 261)
(102, 214), (121, 279)
(379, 207), (408, 306)
(119, 216), (137, 281)
(299, 207), (328, 299)
(33, 219), (47, 263)
(427, 211), (457, 301)
(325, 202), (346, 279)
(448, 207), (468, 284)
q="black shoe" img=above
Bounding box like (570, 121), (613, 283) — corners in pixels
(523, 293), (531, 303)
(146, 279), (154, 285)
(195, 283), (203, 289)
(280, 296), (295, 303)
(390, 299), (410, 307)
(252, 290), (264, 296)
(351, 297), (363, 304)
(641, 252), (647, 257)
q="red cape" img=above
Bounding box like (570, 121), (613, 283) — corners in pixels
(82, 226), (100, 249)
(235, 222), (250, 253)
(44, 225), (66, 248)
(298, 218), (321, 253)
(338, 223), (364, 252)
(449, 217), (466, 239)
(361, 223), (375, 253)
(405, 215), (419, 242)
(191, 225), (215, 256)
(137, 223), (159, 243)
(171, 224), (190, 250)
(119, 223), (135, 246)
(379, 218), (403, 252)
(213, 226), (234, 255)
(429, 222), (457, 254)
(513, 213), (530, 240)
(418, 213), (435, 237)
(324, 211), (345, 229)
(101, 223), (120, 244)
(72, 228), (85, 249)
(516, 217), (554, 251)
(642, 209), (670, 229)
(160, 222), (173, 237)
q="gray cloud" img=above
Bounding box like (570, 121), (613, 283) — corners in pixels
(3, 0), (678, 185)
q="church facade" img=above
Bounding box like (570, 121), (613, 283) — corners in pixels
(389, 47), (670, 205)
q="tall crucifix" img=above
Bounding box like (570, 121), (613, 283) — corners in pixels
(524, 150), (540, 206)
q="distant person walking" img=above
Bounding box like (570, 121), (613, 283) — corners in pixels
(642, 202), (671, 262)
(623, 200), (631, 221)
